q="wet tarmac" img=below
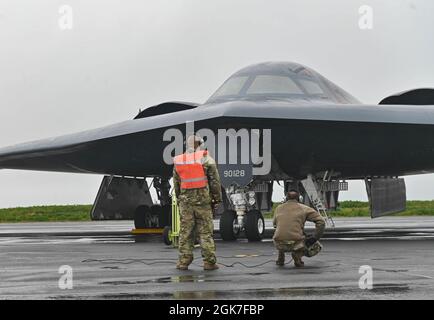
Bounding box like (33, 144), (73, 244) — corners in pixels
(1, 217), (434, 299)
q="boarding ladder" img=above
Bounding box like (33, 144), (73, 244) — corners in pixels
(301, 174), (335, 227)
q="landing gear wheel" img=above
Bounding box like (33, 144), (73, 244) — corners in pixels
(134, 205), (151, 229)
(245, 210), (265, 242)
(219, 210), (239, 241)
(163, 226), (172, 245)
(150, 205), (162, 227)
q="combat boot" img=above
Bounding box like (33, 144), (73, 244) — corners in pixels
(276, 251), (285, 266)
(204, 262), (219, 271)
(176, 261), (189, 270)
(291, 253), (305, 268)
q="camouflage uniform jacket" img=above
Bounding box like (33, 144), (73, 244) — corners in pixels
(273, 199), (325, 242)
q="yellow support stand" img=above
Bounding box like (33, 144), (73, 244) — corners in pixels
(162, 192), (180, 247)
(169, 193), (181, 247)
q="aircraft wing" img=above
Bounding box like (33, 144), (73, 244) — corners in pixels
(0, 102), (222, 177)
(1, 101), (434, 178)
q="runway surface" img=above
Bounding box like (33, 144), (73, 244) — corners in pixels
(1, 217), (434, 299)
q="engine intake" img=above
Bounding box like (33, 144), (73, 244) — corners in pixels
(379, 88), (434, 105)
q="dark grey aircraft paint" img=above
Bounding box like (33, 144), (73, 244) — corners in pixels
(0, 62), (434, 180)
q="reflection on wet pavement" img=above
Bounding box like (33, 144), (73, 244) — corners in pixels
(67, 283), (410, 300)
(99, 272), (271, 286)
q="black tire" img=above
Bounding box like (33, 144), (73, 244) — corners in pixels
(245, 210), (265, 242)
(150, 205), (163, 227)
(133, 205), (150, 229)
(163, 226), (172, 245)
(219, 210), (239, 241)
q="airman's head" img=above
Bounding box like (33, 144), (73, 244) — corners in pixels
(186, 134), (203, 150)
(287, 189), (300, 201)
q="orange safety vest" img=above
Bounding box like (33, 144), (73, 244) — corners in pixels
(173, 150), (208, 189)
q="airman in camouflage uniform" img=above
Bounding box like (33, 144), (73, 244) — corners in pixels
(273, 190), (325, 267)
(173, 135), (222, 271)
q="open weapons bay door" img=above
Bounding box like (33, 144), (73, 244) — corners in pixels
(365, 177), (406, 218)
(91, 176), (154, 221)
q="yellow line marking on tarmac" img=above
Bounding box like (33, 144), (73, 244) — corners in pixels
(131, 228), (164, 235)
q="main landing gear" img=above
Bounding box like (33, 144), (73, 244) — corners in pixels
(133, 177), (172, 230)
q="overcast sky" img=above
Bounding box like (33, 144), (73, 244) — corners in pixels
(0, 0), (434, 208)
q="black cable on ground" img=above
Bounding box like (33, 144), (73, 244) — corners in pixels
(82, 255), (294, 268)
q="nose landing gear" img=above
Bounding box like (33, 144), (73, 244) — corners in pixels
(219, 209), (265, 242)
(219, 186), (266, 242)
(219, 210), (240, 241)
(245, 209), (265, 241)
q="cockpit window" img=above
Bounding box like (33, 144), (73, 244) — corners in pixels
(207, 70), (349, 103)
(298, 78), (324, 95)
(206, 63), (361, 104)
(212, 76), (248, 97)
(246, 75), (304, 94)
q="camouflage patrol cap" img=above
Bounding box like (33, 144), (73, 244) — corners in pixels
(186, 134), (204, 149)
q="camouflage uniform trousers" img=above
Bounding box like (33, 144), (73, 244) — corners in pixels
(178, 201), (216, 265)
(274, 239), (323, 260)
(273, 240), (305, 261)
